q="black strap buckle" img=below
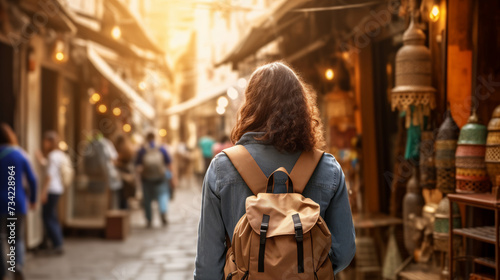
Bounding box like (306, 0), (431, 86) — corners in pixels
(258, 214), (270, 272)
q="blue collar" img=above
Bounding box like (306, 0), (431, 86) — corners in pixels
(235, 132), (268, 145)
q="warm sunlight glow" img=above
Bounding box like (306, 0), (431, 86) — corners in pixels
(98, 104), (107, 113)
(325, 69), (334, 80)
(216, 106), (225, 115)
(138, 81), (147, 90)
(227, 87), (238, 100)
(217, 96), (229, 108)
(113, 107), (122, 116)
(123, 123), (131, 133)
(111, 25), (122, 40)
(159, 129), (167, 137)
(430, 5), (440, 22)
(237, 78), (247, 88)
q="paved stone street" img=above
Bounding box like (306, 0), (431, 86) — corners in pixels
(24, 183), (202, 280)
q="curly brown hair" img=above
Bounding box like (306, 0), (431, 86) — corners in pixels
(231, 62), (325, 152)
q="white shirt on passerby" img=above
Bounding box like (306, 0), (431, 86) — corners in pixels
(46, 149), (65, 194)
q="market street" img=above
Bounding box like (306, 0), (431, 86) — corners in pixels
(24, 184), (202, 280)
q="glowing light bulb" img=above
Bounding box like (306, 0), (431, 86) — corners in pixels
(98, 104), (107, 113)
(90, 93), (101, 104)
(325, 69), (334, 80)
(123, 123), (131, 133)
(159, 129), (167, 137)
(429, 5), (440, 22)
(111, 26), (121, 40)
(112, 107), (121, 116)
(55, 52), (64, 61)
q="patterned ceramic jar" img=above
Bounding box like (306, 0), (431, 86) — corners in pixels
(455, 113), (490, 193)
(486, 105), (500, 186)
(435, 111), (460, 194)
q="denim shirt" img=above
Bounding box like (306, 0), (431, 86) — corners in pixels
(194, 132), (356, 279)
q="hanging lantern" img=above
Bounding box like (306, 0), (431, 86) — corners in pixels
(433, 196), (461, 252)
(455, 112), (490, 193)
(420, 131), (436, 189)
(435, 111), (460, 194)
(486, 105), (500, 186)
(391, 13), (436, 128)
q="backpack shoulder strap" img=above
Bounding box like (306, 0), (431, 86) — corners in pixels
(223, 145), (267, 195)
(289, 149), (324, 194)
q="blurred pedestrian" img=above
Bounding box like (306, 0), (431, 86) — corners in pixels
(136, 132), (173, 228)
(212, 135), (232, 155)
(195, 62), (355, 279)
(0, 123), (37, 280)
(198, 132), (215, 174)
(39, 131), (65, 255)
(115, 135), (136, 209)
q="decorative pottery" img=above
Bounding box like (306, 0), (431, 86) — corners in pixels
(420, 131), (436, 189)
(391, 12), (436, 128)
(486, 105), (500, 186)
(403, 169), (425, 255)
(455, 113), (490, 193)
(433, 196), (461, 252)
(435, 111), (460, 194)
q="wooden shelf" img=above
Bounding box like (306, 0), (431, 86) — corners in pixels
(474, 257), (496, 269)
(453, 226), (496, 244)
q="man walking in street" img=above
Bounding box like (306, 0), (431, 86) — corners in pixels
(136, 131), (173, 228)
(39, 131), (66, 255)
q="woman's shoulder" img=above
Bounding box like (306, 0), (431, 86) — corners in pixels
(311, 152), (343, 186)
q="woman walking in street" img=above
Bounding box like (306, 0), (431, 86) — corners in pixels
(0, 123), (37, 280)
(195, 62), (356, 279)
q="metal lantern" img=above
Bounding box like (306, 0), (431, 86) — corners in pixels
(403, 168), (425, 255)
(456, 112), (490, 193)
(391, 14), (436, 128)
(433, 196), (461, 252)
(486, 105), (500, 186)
(435, 111), (460, 194)
(420, 131), (436, 189)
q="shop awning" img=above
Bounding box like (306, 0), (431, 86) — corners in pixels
(106, 0), (164, 54)
(18, 0), (76, 33)
(164, 83), (236, 116)
(215, 0), (309, 67)
(87, 45), (155, 120)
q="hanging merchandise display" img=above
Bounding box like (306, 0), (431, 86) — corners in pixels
(455, 112), (490, 193)
(433, 196), (461, 252)
(435, 111), (460, 194)
(420, 131), (436, 189)
(391, 13), (436, 128)
(403, 169), (425, 255)
(486, 105), (500, 186)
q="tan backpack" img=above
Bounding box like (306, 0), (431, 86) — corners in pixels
(222, 145), (334, 280)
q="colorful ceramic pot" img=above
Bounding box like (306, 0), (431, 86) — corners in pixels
(455, 113), (490, 193)
(486, 105), (500, 186)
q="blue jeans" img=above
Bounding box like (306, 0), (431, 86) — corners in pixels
(142, 179), (170, 222)
(42, 194), (63, 248)
(0, 215), (25, 277)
